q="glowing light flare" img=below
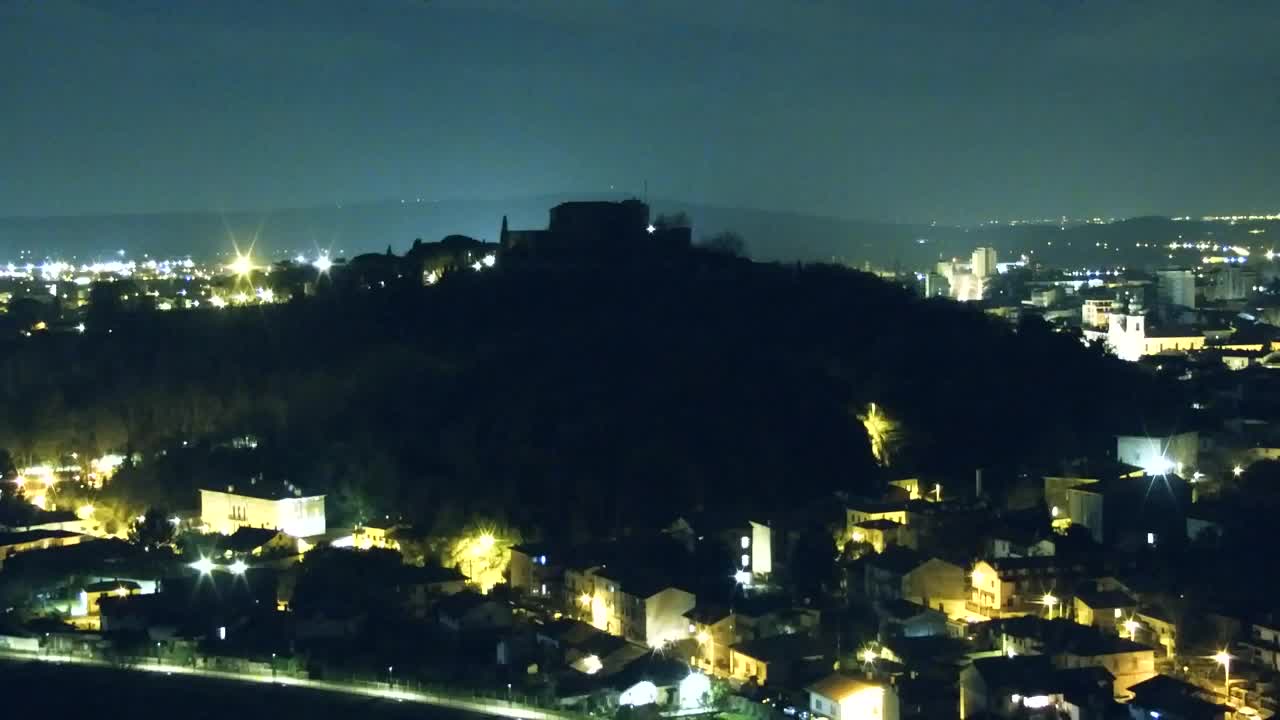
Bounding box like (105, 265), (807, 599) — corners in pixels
(1233, 465), (1244, 477)
(312, 255), (333, 273)
(859, 402), (898, 466)
(228, 253), (254, 277)
(229, 560), (248, 575)
(76, 504), (95, 520)
(190, 557), (216, 575)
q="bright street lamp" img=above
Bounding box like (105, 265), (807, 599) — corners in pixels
(1041, 593), (1059, 619)
(1123, 618), (1140, 641)
(1213, 650), (1232, 698)
(229, 559), (248, 575)
(190, 557), (215, 575)
(1233, 465), (1244, 477)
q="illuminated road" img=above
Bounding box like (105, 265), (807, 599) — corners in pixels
(0, 650), (572, 720)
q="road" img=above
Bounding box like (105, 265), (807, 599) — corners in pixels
(0, 649), (574, 720)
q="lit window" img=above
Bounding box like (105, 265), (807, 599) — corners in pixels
(740, 554), (750, 568)
(1147, 532), (1156, 545)
(1115, 608), (1123, 618)
(218, 626), (226, 640)
(740, 536), (750, 550)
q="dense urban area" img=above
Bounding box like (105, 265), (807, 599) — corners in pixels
(2, 197), (1280, 720)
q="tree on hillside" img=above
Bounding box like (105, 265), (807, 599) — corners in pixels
(128, 508), (176, 551)
(700, 231), (746, 257)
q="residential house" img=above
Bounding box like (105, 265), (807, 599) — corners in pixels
(685, 596), (820, 678)
(200, 483), (325, 537)
(875, 598), (947, 638)
(1073, 587), (1138, 632)
(1064, 473), (1192, 549)
(401, 564), (467, 617)
(1135, 606), (1178, 658)
(566, 565), (695, 647)
(846, 499), (908, 541)
(1242, 615), (1280, 672)
(969, 556), (1089, 619)
(989, 617), (1157, 694)
(807, 672), (900, 720)
(1125, 675), (1232, 720)
(436, 590), (513, 632)
(351, 519), (403, 550)
(959, 655), (1114, 720)
(508, 542), (559, 598)
(863, 547), (966, 617)
(729, 633), (828, 687)
(216, 527), (295, 559)
(851, 519), (913, 553)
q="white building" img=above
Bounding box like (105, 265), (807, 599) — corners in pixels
(200, 484), (326, 537)
(808, 673), (899, 720)
(1081, 298), (1113, 329)
(1116, 431), (1199, 476)
(971, 247), (998, 279)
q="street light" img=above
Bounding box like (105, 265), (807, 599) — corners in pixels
(1233, 465), (1244, 477)
(387, 665), (394, 688)
(1041, 593), (1059, 619)
(229, 559), (248, 575)
(1213, 650), (1232, 698)
(1123, 618), (1140, 641)
(190, 557), (215, 575)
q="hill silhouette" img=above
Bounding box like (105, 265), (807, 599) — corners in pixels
(1, 250), (1180, 539)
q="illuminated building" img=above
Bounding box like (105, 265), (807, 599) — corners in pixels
(1135, 607), (1178, 658)
(1080, 298), (1113, 329)
(564, 566), (695, 647)
(71, 581), (141, 628)
(199, 484), (326, 538)
(846, 499), (908, 537)
(1115, 432), (1199, 477)
(1071, 587), (1137, 631)
(508, 542), (558, 597)
(850, 519), (909, 553)
(861, 548), (967, 617)
(969, 557), (1088, 618)
(0, 529), (89, 569)
(807, 672), (899, 720)
(351, 519), (403, 551)
(971, 247), (998, 279)
(215, 527), (295, 558)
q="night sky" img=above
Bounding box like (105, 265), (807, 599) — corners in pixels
(3, 0), (1278, 223)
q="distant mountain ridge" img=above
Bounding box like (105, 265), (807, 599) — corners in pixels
(1, 195), (1276, 270)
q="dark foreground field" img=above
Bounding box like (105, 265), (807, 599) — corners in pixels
(0, 658), (494, 720)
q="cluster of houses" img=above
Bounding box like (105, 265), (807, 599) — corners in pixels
(6, 414), (1280, 720)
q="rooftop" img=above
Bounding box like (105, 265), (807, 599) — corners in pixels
(806, 673), (887, 702)
(854, 518), (903, 531)
(1128, 674), (1232, 718)
(731, 633), (827, 663)
(217, 527), (286, 554)
(1074, 587), (1137, 610)
(201, 482), (321, 501)
(83, 580), (141, 593)
(0, 529), (81, 546)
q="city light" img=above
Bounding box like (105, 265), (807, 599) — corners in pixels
(860, 402), (897, 466)
(1233, 465), (1244, 477)
(1123, 618), (1140, 641)
(228, 253), (253, 277)
(229, 560), (248, 575)
(190, 557), (216, 575)
(1213, 650), (1232, 696)
(76, 504), (95, 520)
(312, 254), (333, 273)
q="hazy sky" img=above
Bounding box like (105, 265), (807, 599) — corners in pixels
(3, 0), (1278, 223)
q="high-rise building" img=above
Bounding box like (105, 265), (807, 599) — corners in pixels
(971, 247), (998, 279)
(1155, 269), (1196, 309)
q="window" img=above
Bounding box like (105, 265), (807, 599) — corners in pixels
(1147, 532), (1156, 545)
(1115, 608), (1123, 618)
